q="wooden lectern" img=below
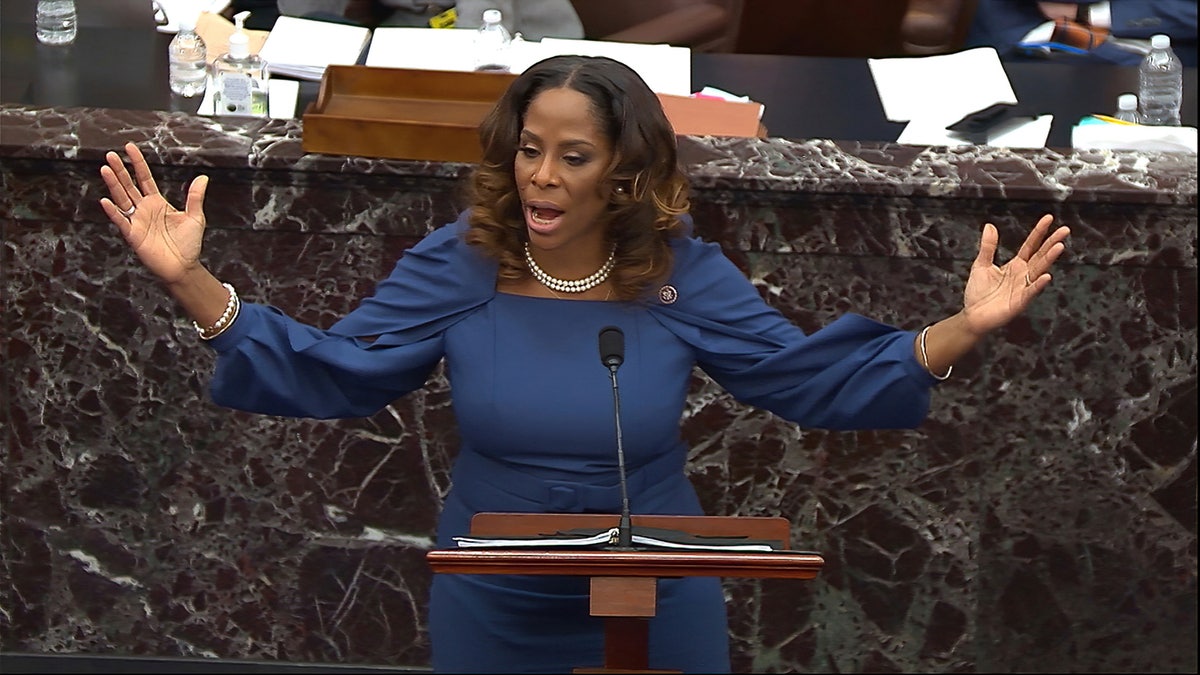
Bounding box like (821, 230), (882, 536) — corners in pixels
(301, 65), (767, 164)
(426, 513), (824, 673)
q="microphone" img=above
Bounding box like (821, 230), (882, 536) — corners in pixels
(598, 326), (634, 549)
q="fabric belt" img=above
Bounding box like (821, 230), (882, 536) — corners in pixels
(451, 442), (688, 513)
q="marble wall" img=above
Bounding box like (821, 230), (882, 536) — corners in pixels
(2, 103), (1196, 672)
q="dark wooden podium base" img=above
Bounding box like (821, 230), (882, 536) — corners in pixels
(584, 576), (666, 674)
(426, 513), (824, 673)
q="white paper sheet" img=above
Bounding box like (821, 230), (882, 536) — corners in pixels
(366, 27), (491, 72)
(195, 77), (299, 120)
(1072, 122), (1198, 153)
(154, 0), (231, 33)
(868, 47), (1018, 124)
(258, 16), (372, 80)
(538, 38), (691, 96)
(365, 30), (691, 95)
(898, 114), (1054, 148)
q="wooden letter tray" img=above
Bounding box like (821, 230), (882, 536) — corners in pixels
(302, 64), (767, 163)
(302, 65), (518, 163)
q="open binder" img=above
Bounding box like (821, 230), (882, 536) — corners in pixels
(454, 525), (801, 552)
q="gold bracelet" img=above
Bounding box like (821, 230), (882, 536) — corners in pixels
(193, 282), (240, 340)
(919, 325), (953, 381)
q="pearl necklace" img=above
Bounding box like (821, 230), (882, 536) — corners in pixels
(524, 243), (616, 294)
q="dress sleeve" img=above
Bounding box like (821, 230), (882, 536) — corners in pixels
(205, 213), (497, 419)
(648, 236), (938, 431)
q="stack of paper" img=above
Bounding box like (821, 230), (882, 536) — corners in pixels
(868, 47), (1053, 148)
(365, 29), (691, 96)
(1072, 118), (1198, 153)
(258, 16), (372, 81)
(365, 27), (495, 72)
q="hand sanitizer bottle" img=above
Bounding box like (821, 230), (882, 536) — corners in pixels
(213, 11), (269, 116)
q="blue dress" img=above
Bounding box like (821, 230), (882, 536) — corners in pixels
(207, 212), (938, 673)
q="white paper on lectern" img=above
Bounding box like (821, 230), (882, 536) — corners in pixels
(868, 47), (1018, 124)
(898, 114), (1054, 148)
(365, 30), (691, 95)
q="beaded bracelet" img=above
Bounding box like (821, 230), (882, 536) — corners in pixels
(193, 282), (240, 341)
(919, 325), (953, 381)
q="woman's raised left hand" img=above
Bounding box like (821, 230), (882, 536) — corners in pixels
(960, 214), (1070, 336)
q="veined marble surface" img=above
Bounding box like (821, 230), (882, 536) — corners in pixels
(2, 103), (1196, 672)
(1, 104), (1195, 202)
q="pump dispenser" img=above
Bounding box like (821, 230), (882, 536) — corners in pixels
(213, 11), (269, 116)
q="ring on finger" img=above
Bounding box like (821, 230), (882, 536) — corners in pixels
(1024, 271), (1033, 287)
(119, 203), (137, 218)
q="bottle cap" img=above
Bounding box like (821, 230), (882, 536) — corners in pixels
(1151, 34), (1171, 49)
(229, 10), (250, 59)
(177, 11), (199, 32)
(483, 8), (502, 24)
(1118, 93), (1137, 110)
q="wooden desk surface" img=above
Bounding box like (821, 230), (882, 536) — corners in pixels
(2, 2), (1196, 148)
(693, 53), (1199, 147)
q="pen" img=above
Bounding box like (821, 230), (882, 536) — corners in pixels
(1091, 114), (1138, 126)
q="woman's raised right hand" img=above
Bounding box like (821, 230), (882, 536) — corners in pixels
(99, 142), (210, 286)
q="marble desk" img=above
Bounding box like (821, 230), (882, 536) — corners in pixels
(1, 103), (1196, 673)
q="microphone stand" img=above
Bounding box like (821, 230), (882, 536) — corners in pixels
(599, 326), (634, 550)
(606, 362), (634, 549)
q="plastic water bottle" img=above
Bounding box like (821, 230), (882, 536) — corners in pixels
(169, 12), (208, 98)
(1113, 93), (1140, 123)
(1137, 34), (1183, 126)
(473, 9), (512, 72)
(35, 0), (77, 45)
